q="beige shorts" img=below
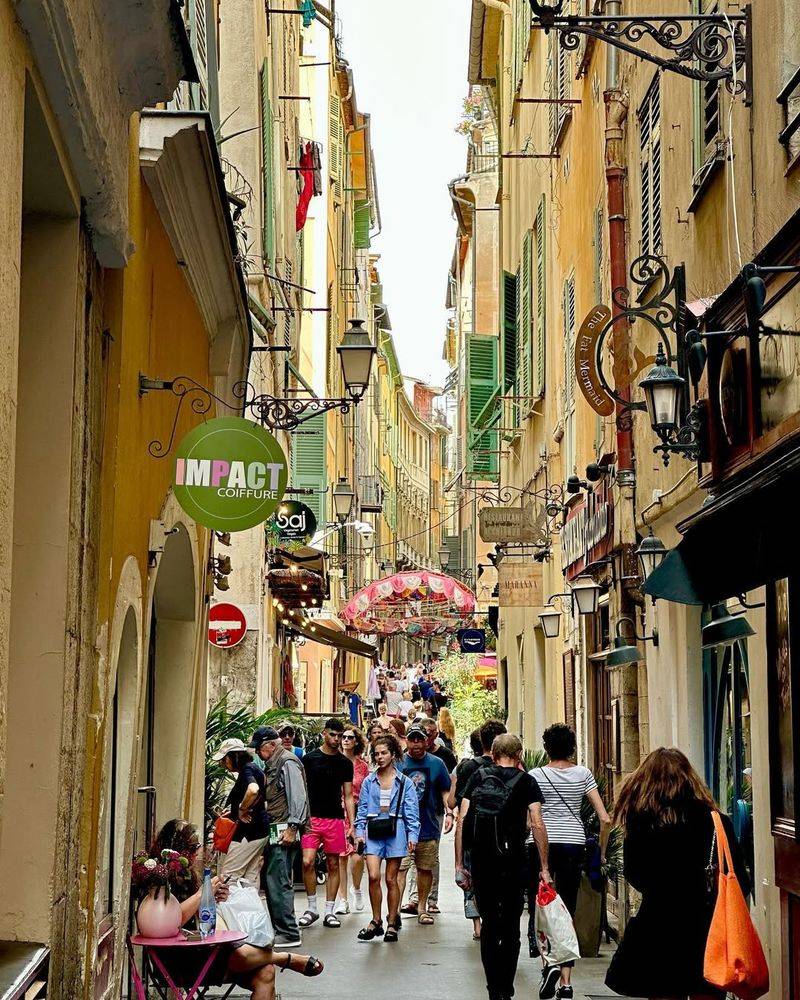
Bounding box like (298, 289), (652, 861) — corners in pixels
(400, 838), (439, 873)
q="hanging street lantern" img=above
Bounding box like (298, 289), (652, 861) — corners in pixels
(636, 529), (669, 581)
(332, 477), (355, 524)
(640, 346), (685, 440)
(701, 603), (756, 650)
(570, 575), (601, 615)
(438, 545), (451, 571)
(337, 319), (377, 402)
(605, 614), (659, 667)
(538, 606), (562, 639)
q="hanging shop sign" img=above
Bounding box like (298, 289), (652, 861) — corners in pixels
(270, 500), (318, 545)
(561, 481), (614, 580)
(174, 416), (288, 531)
(575, 304), (616, 417)
(208, 602), (248, 648)
(479, 506), (543, 543)
(498, 562), (544, 608)
(458, 628), (487, 653)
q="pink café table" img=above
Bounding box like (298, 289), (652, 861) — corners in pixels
(128, 930), (247, 1000)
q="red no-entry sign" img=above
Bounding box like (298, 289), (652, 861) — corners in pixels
(208, 603), (247, 648)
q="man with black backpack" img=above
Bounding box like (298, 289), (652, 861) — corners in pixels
(455, 734), (551, 1000)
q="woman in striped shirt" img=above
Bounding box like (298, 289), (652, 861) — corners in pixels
(529, 724), (612, 1000)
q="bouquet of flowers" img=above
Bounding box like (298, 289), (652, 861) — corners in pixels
(455, 90), (486, 137)
(131, 848), (195, 900)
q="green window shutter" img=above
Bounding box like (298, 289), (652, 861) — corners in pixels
(532, 198), (547, 399)
(290, 413), (327, 523)
(466, 335), (499, 481)
(353, 200), (371, 249)
(188, 0), (209, 111)
(329, 93), (342, 182)
(518, 231), (532, 409)
(260, 61), (276, 270)
(502, 271), (518, 390)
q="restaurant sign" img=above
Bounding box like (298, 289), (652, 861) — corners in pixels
(498, 562), (544, 608)
(479, 506), (545, 544)
(561, 482), (614, 580)
(174, 416), (288, 531)
(575, 305), (615, 417)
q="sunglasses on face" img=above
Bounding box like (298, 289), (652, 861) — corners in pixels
(342, 734), (355, 740)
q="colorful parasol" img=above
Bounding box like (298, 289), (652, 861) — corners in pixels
(341, 571), (477, 636)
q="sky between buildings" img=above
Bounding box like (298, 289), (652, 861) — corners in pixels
(334, 0), (471, 387)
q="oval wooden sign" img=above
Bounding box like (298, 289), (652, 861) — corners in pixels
(575, 304), (615, 416)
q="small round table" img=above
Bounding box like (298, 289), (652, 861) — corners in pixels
(128, 930), (247, 1000)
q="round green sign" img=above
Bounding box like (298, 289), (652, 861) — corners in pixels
(174, 417), (288, 531)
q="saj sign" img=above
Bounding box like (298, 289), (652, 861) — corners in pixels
(174, 416), (288, 531)
(269, 500), (318, 546)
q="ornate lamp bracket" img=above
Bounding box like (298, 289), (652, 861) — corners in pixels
(530, 5), (750, 100)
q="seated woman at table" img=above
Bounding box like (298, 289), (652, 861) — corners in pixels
(153, 820), (323, 1000)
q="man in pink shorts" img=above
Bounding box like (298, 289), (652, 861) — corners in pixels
(299, 718), (355, 927)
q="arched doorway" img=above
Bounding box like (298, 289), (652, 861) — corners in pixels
(137, 523), (197, 848)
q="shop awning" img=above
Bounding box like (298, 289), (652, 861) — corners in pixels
(291, 619), (377, 659)
(644, 443), (800, 605)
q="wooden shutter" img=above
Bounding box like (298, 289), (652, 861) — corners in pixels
(592, 203), (604, 305)
(260, 60), (276, 270)
(502, 271), (518, 391)
(188, 0), (209, 111)
(532, 198), (547, 399)
(639, 77), (662, 255)
(353, 200), (371, 249)
(329, 93), (343, 184)
(513, 0), (529, 95)
(290, 413), (327, 523)
(518, 231), (533, 409)
(466, 335), (499, 480)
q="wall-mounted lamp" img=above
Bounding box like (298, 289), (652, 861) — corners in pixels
(538, 593), (571, 639)
(570, 575), (602, 615)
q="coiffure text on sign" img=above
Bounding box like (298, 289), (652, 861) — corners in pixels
(174, 416), (288, 531)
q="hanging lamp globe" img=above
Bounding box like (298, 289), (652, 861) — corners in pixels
(538, 606), (562, 639)
(570, 575), (601, 615)
(332, 477), (355, 523)
(636, 530), (669, 581)
(639, 345), (685, 440)
(701, 603), (756, 650)
(337, 319), (377, 402)
(605, 635), (642, 668)
(438, 545), (451, 571)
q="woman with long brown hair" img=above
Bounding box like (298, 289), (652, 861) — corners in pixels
(437, 707), (456, 752)
(605, 748), (749, 1000)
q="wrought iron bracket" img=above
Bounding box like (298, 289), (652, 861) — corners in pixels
(139, 374), (357, 457)
(651, 400), (704, 467)
(531, 7), (750, 99)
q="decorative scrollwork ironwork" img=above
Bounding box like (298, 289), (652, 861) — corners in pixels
(541, 12), (748, 95)
(143, 374), (360, 456)
(653, 402), (703, 467)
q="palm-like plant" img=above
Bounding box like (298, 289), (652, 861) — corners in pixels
(580, 770), (623, 880)
(205, 697), (304, 837)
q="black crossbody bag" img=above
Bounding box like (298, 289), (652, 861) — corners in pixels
(367, 776), (407, 840)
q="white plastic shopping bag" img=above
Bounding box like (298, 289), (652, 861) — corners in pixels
(534, 880), (581, 967)
(217, 879), (275, 948)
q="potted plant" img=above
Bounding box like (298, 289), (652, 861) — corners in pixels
(131, 847), (195, 938)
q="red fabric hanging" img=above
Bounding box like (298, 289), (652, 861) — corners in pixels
(295, 142), (315, 231)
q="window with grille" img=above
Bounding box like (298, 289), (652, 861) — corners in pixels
(563, 276), (577, 476)
(638, 77), (662, 257)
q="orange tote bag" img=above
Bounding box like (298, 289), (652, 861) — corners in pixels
(703, 811), (769, 1000)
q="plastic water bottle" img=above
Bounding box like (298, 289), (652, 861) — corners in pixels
(199, 868), (216, 938)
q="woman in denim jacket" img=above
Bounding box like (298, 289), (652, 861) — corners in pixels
(354, 732), (420, 942)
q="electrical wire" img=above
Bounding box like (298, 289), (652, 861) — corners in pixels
(723, 11), (744, 272)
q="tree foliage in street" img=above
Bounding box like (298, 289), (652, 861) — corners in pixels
(436, 654), (505, 743)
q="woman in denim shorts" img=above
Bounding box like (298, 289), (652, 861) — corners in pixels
(354, 733), (420, 942)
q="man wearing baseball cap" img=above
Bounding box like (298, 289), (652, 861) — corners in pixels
(278, 721), (304, 758)
(396, 724), (453, 924)
(211, 738), (270, 885)
(250, 726), (309, 947)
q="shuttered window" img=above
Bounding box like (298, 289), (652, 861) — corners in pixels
(503, 271), (519, 432)
(532, 198), (547, 399)
(592, 203), (604, 305)
(260, 60), (276, 270)
(513, 0), (530, 95)
(466, 336), (500, 481)
(563, 277), (577, 475)
(639, 77), (662, 256)
(353, 200), (371, 249)
(329, 93), (343, 188)
(549, 34), (571, 146)
(517, 231), (533, 411)
(290, 413), (327, 523)
(188, 0), (209, 111)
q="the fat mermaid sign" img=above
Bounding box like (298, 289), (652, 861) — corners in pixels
(174, 417), (288, 531)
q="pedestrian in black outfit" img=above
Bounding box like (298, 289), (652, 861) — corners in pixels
(605, 747), (750, 1000)
(455, 734), (551, 1000)
(529, 723), (612, 1000)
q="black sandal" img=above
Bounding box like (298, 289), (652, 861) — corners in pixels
(276, 954), (324, 976)
(357, 919), (384, 941)
(384, 917), (401, 942)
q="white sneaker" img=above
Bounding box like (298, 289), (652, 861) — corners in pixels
(334, 898), (350, 915)
(353, 890), (365, 912)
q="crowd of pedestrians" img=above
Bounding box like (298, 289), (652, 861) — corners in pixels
(173, 657), (757, 1000)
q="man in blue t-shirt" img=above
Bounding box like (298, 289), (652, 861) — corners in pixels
(397, 724), (453, 923)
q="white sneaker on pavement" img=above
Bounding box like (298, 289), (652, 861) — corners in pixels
(334, 898), (350, 915)
(353, 890), (365, 912)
